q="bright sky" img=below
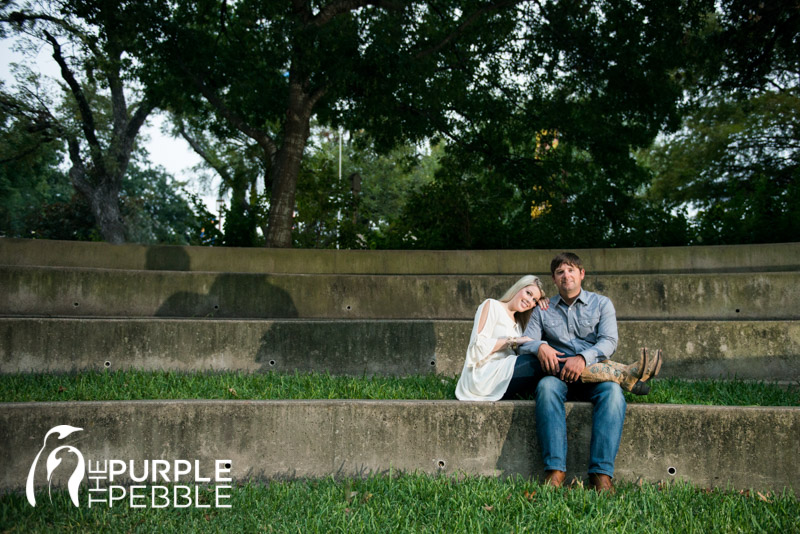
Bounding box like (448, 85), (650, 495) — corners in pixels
(0, 37), (223, 213)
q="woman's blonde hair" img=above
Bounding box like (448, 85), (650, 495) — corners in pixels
(498, 275), (546, 329)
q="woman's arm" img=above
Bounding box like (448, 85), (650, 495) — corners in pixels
(466, 300), (524, 367)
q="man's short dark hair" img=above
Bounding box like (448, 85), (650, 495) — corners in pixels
(550, 252), (584, 275)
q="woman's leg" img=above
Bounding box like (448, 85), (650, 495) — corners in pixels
(501, 354), (545, 400)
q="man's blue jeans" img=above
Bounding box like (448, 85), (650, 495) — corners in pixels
(503, 354), (626, 477)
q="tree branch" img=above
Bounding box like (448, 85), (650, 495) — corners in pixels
(66, 135), (91, 196)
(42, 29), (106, 176)
(413, 0), (522, 60)
(181, 65), (278, 163)
(176, 120), (234, 188)
(310, 0), (402, 27)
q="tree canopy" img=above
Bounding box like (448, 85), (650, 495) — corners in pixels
(1, 0), (796, 249)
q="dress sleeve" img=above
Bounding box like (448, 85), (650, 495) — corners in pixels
(465, 299), (502, 369)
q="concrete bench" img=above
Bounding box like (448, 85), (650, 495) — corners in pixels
(2, 318), (799, 381)
(3, 400), (797, 494)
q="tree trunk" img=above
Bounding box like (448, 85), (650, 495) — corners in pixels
(265, 82), (315, 248)
(88, 182), (126, 244)
(65, 138), (124, 244)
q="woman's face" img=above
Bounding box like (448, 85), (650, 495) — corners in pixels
(510, 285), (542, 312)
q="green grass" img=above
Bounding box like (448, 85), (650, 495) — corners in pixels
(1, 474), (797, 533)
(0, 371), (798, 406)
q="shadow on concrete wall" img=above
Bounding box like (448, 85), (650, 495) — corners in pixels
(496, 404), (541, 479)
(254, 320), (437, 376)
(148, 246), (299, 319)
(145, 245), (193, 271)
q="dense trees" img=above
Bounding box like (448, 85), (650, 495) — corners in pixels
(642, 0), (800, 245)
(1, 0), (796, 248)
(135, 0), (531, 247)
(1, 0), (157, 243)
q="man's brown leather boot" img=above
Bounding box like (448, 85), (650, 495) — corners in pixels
(588, 473), (615, 494)
(543, 470), (566, 487)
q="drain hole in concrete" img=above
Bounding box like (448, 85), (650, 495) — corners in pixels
(214, 305), (219, 310)
(346, 305), (352, 311)
(437, 460), (446, 469)
(735, 309), (740, 313)
(668, 466), (676, 476)
(269, 360), (276, 366)
(430, 360), (436, 366)
(73, 302), (79, 307)
(104, 361), (111, 368)
(225, 462), (231, 469)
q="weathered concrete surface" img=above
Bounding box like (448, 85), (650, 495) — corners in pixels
(2, 266), (798, 320)
(3, 237), (799, 274)
(2, 318), (799, 381)
(1, 401), (797, 494)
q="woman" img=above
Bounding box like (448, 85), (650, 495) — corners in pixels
(455, 275), (660, 401)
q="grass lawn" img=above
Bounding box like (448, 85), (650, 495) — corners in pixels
(1, 474), (797, 533)
(0, 370), (798, 406)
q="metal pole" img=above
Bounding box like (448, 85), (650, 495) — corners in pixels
(337, 128), (342, 249)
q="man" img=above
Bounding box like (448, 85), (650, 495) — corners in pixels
(519, 252), (624, 493)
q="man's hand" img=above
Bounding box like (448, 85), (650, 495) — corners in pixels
(558, 355), (586, 383)
(537, 344), (564, 375)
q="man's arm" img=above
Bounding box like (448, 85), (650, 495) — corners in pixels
(519, 307), (564, 375)
(578, 297), (618, 366)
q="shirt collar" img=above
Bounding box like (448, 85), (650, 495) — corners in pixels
(554, 289), (587, 307)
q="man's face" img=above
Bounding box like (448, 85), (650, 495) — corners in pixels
(552, 262), (585, 298)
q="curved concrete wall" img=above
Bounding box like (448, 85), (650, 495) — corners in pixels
(2, 400), (798, 494)
(1, 238), (798, 494)
(2, 318), (799, 381)
(2, 267), (798, 320)
(3, 237), (799, 274)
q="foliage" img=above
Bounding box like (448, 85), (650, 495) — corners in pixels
(374, 0), (711, 249)
(643, 90), (800, 245)
(2, 159), (203, 244)
(2, 0), (795, 249)
(388, 142), (695, 249)
(135, 0), (537, 247)
(640, 1), (800, 245)
(119, 163), (202, 246)
(172, 118), (267, 247)
(186, 193), (223, 247)
(0, 101), (203, 243)
(294, 130), (441, 249)
(0, 0), (156, 243)
(0, 94), (76, 238)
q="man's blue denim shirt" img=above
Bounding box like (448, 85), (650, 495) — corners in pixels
(519, 289), (618, 366)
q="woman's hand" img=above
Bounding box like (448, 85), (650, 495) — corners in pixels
(538, 297), (550, 310)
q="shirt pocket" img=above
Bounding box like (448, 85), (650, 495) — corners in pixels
(577, 313), (600, 339)
(543, 316), (568, 339)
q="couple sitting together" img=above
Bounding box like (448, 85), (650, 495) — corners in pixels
(455, 252), (662, 493)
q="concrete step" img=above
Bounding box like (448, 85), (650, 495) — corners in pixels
(3, 318), (798, 381)
(3, 237), (799, 274)
(2, 266), (798, 320)
(3, 400), (797, 494)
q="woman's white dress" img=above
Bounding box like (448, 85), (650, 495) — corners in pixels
(455, 298), (522, 401)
